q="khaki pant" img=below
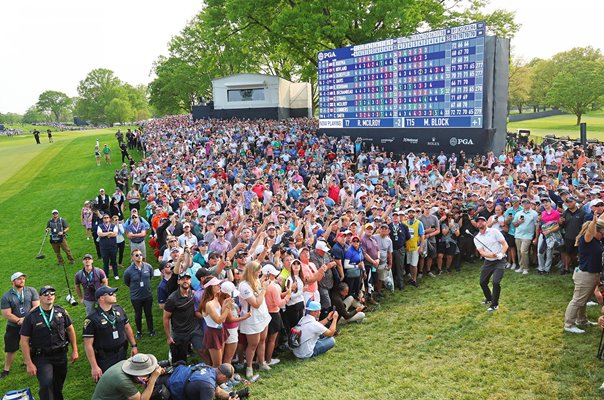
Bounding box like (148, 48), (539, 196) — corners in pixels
(564, 269), (599, 328)
(340, 296), (365, 324)
(515, 238), (532, 271)
(51, 239), (74, 264)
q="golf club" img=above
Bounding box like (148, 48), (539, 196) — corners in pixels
(35, 230), (49, 259)
(60, 263), (79, 306)
(598, 328), (604, 359)
(465, 229), (505, 259)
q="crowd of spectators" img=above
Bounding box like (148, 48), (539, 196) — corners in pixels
(107, 115), (604, 374)
(9, 112), (604, 398)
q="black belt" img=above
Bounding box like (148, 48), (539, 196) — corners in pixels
(95, 343), (127, 358)
(33, 345), (68, 357)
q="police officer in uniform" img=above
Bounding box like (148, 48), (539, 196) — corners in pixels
(20, 285), (79, 400)
(83, 286), (138, 382)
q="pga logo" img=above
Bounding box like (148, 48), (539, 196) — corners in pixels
(319, 51), (336, 61)
(449, 137), (474, 146)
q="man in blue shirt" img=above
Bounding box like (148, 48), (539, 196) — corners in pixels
(512, 199), (539, 275)
(503, 196), (522, 270)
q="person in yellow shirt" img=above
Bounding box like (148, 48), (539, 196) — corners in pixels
(404, 209), (424, 288)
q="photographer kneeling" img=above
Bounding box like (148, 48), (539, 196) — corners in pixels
(92, 353), (163, 400)
(162, 362), (243, 400)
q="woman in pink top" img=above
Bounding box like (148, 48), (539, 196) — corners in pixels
(300, 247), (325, 303)
(536, 197), (561, 274)
(262, 264), (291, 366)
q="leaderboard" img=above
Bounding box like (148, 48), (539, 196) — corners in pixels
(318, 22), (485, 129)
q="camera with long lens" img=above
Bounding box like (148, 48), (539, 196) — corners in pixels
(230, 388), (250, 399)
(157, 359), (174, 375)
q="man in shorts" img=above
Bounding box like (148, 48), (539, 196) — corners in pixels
(1, 272), (39, 379)
(404, 208), (425, 288)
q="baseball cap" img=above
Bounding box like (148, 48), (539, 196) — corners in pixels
(170, 247), (180, 253)
(158, 260), (171, 270)
(220, 281), (240, 298)
(364, 223), (374, 229)
(476, 216), (487, 222)
(511, 196), (520, 202)
(306, 301), (321, 312)
(217, 363), (235, 379)
(10, 272), (26, 282)
(95, 286), (118, 299)
(178, 271), (192, 279)
(336, 232), (346, 238)
(39, 285), (55, 295)
(591, 199), (604, 207)
(261, 264), (280, 276)
(51, 209), (59, 214)
(315, 241), (330, 252)
(82, 254), (93, 260)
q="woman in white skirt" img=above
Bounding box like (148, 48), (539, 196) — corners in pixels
(238, 261), (271, 378)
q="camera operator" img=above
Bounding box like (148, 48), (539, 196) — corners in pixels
(46, 209), (75, 265)
(92, 353), (163, 400)
(163, 363), (242, 400)
(75, 254), (108, 315)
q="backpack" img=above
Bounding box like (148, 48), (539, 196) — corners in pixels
(288, 318), (313, 348)
(2, 389), (34, 400)
(166, 363), (208, 400)
(288, 324), (303, 348)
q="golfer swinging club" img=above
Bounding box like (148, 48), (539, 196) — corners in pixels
(472, 216), (508, 312)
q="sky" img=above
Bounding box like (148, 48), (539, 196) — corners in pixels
(0, 0), (603, 114)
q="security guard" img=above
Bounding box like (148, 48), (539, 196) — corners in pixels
(20, 285), (79, 400)
(83, 286), (138, 382)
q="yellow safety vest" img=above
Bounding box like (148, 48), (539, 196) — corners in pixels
(405, 219), (421, 252)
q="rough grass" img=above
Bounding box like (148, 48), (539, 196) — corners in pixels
(1, 130), (604, 399)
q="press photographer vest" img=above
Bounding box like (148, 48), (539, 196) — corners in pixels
(405, 219), (421, 252)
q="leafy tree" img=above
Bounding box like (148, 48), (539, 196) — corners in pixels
(151, 0), (518, 111)
(149, 57), (210, 115)
(124, 84), (151, 121)
(527, 58), (556, 112)
(546, 61), (604, 125)
(508, 59), (531, 113)
(75, 68), (123, 124)
(105, 98), (133, 124)
(36, 90), (71, 122)
(22, 106), (47, 123)
(0, 112), (23, 124)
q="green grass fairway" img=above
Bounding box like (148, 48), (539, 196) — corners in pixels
(508, 110), (604, 142)
(2, 131), (604, 399)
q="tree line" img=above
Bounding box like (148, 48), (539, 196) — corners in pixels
(0, 69), (150, 126)
(508, 46), (604, 124)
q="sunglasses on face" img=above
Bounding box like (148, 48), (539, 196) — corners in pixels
(133, 253), (142, 257)
(42, 291), (56, 296)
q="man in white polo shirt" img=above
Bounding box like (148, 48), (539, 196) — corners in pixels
(473, 216), (508, 312)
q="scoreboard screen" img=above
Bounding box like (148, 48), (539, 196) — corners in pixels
(318, 22), (486, 129)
